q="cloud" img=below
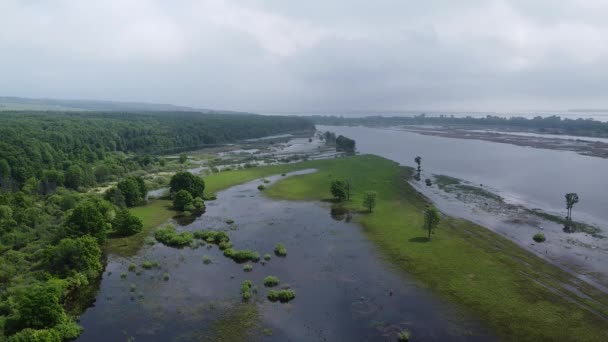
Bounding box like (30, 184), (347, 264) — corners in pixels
(1, 0), (608, 112)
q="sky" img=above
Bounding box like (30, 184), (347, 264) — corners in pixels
(1, 0), (608, 113)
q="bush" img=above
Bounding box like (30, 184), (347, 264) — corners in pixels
(173, 189), (193, 211)
(193, 230), (230, 244)
(202, 256), (211, 264)
(241, 280), (253, 301)
(163, 273), (170, 281)
(267, 289), (295, 303)
(223, 249), (260, 262)
(398, 330), (411, 341)
(263, 276), (279, 287)
(193, 197), (205, 210)
(243, 264), (253, 272)
(218, 241), (232, 250)
(154, 225), (194, 247)
(142, 260), (159, 269)
(263, 254), (272, 261)
(533, 233), (546, 243)
(274, 243), (287, 257)
(257, 184), (265, 191)
(112, 209), (143, 236)
(128, 263), (137, 272)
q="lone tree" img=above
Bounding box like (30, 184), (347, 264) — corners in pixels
(170, 172), (205, 198)
(414, 156), (422, 172)
(565, 193), (579, 223)
(363, 191), (377, 213)
(330, 180), (347, 202)
(423, 206), (441, 241)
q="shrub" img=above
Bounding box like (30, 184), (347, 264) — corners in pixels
(128, 263), (137, 272)
(257, 184), (265, 191)
(263, 253), (271, 261)
(155, 225), (194, 247)
(425, 178), (432, 186)
(398, 330), (411, 341)
(120, 272), (127, 279)
(202, 256), (211, 264)
(163, 273), (169, 281)
(267, 289), (295, 302)
(219, 241), (232, 250)
(241, 280), (253, 301)
(173, 189), (193, 211)
(243, 264), (253, 272)
(130, 284), (136, 292)
(112, 209), (143, 236)
(274, 243), (287, 257)
(194, 230), (230, 245)
(223, 249), (260, 262)
(142, 260), (158, 269)
(263, 276), (279, 287)
(193, 197), (205, 210)
(533, 233), (546, 243)
(263, 179), (270, 184)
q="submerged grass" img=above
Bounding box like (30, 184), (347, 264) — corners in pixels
(264, 154), (608, 341)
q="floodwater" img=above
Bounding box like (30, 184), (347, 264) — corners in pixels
(318, 125), (608, 228)
(78, 171), (493, 341)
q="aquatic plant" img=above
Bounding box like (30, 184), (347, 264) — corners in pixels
(120, 272), (127, 279)
(194, 230), (230, 244)
(533, 233), (546, 243)
(142, 260), (159, 269)
(263, 253), (272, 261)
(241, 280), (253, 301)
(154, 225), (194, 247)
(223, 248), (261, 262)
(130, 284), (136, 292)
(163, 273), (170, 281)
(267, 289), (295, 302)
(202, 255), (212, 264)
(274, 243), (287, 257)
(128, 263), (137, 272)
(263, 276), (279, 287)
(398, 330), (411, 341)
(243, 264), (253, 272)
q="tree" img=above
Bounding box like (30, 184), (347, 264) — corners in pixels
(423, 206), (441, 241)
(7, 283), (65, 332)
(169, 172), (205, 198)
(179, 153), (188, 164)
(336, 135), (356, 152)
(414, 156), (422, 172)
(362, 191), (377, 213)
(193, 197), (205, 210)
(64, 201), (108, 243)
(116, 176), (146, 207)
(64, 165), (84, 189)
(104, 187), (126, 208)
(173, 189), (193, 211)
(112, 209), (143, 236)
(565, 193), (579, 223)
(45, 236), (103, 279)
(330, 180), (347, 202)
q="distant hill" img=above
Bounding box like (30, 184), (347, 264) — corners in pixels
(0, 96), (218, 112)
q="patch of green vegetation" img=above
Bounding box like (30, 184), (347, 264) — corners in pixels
(225, 219), (235, 224)
(154, 225), (194, 247)
(533, 233), (546, 243)
(434, 174), (461, 189)
(106, 199), (175, 257)
(263, 254), (272, 261)
(128, 263), (137, 272)
(163, 273), (169, 281)
(263, 276), (279, 287)
(243, 264), (253, 272)
(398, 330), (411, 341)
(434, 175), (502, 202)
(241, 280), (253, 301)
(194, 230), (230, 245)
(274, 243), (287, 257)
(257, 184), (266, 191)
(202, 256), (212, 265)
(120, 272), (127, 279)
(207, 303), (259, 342)
(264, 154), (608, 341)
(267, 289), (295, 303)
(142, 260), (159, 269)
(224, 249), (261, 263)
(262, 328), (273, 336)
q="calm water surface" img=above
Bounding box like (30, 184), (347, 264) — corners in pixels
(319, 125), (608, 227)
(78, 171), (493, 341)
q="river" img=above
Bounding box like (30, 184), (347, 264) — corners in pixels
(318, 125), (608, 228)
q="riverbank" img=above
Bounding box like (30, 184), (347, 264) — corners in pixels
(107, 154), (608, 340)
(264, 155), (608, 341)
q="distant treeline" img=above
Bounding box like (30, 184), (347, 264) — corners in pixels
(310, 114), (608, 138)
(0, 111), (314, 188)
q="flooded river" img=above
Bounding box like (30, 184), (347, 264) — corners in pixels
(78, 171), (493, 341)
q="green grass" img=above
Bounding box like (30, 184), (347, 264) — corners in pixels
(264, 154), (608, 341)
(533, 233), (546, 243)
(105, 199), (174, 257)
(267, 289), (295, 303)
(208, 303), (258, 341)
(263, 276), (279, 287)
(273, 243), (287, 257)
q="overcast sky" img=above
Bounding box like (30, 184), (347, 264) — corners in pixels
(1, 0), (608, 113)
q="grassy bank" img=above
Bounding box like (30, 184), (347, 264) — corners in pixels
(264, 155), (608, 341)
(105, 199), (173, 256)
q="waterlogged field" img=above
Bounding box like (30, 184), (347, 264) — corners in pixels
(84, 155), (608, 341)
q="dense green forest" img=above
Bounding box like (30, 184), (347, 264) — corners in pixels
(311, 114), (608, 137)
(0, 111), (313, 340)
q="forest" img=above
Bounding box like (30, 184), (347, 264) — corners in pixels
(0, 111), (313, 341)
(310, 114), (608, 137)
